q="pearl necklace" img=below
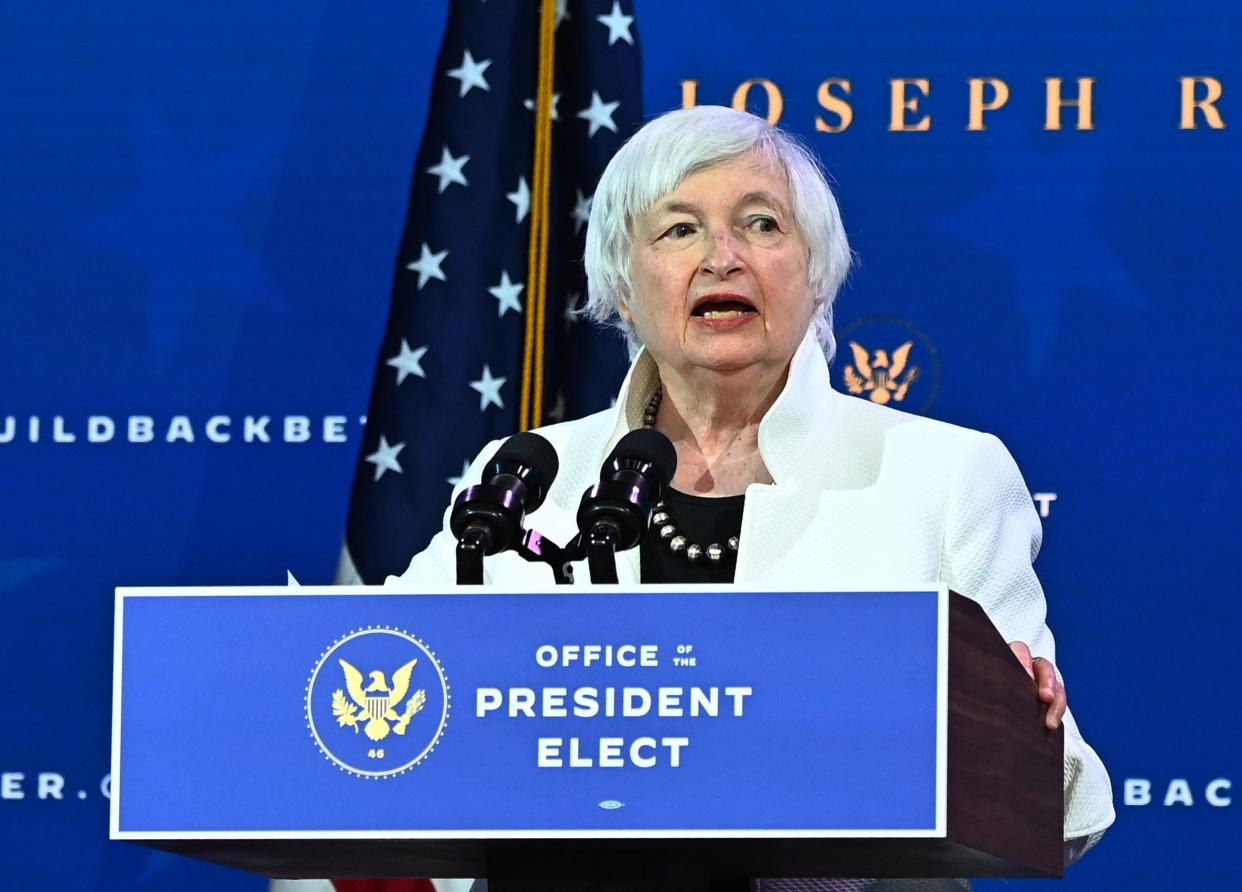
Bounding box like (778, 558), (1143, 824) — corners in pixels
(642, 386), (741, 565)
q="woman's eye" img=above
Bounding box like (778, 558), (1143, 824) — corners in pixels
(748, 216), (778, 233)
(663, 222), (696, 239)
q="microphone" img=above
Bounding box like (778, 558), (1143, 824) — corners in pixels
(575, 429), (677, 582)
(451, 432), (559, 583)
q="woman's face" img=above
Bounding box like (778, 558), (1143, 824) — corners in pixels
(623, 151), (815, 381)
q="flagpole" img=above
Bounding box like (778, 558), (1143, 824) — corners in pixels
(519, 0), (557, 431)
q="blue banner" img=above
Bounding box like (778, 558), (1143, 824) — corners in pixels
(114, 587), (943, 836)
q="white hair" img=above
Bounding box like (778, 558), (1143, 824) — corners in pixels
(583, 105), (852, 363)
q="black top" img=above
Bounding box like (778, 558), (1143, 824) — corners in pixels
(639, 488), (745, 584)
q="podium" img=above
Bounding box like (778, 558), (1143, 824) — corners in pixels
(110, 584), (1062, 889)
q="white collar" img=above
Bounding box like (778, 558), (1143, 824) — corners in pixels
(602, 328), (836, 488)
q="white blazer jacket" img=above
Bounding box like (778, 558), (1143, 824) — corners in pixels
(391, 330), (1115, 843)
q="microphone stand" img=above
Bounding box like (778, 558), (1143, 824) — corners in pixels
(558, 523), (621, 584)
(455, 525), (490, 585)
(456, 526), (577, 585)
(516, 528), (576, 585)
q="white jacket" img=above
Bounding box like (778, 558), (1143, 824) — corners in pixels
(391, 329), (1116, 843)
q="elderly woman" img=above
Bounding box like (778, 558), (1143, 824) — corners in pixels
(393, 105), (1113, 878)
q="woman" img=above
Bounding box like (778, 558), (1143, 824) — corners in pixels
(392, 105), (1114, 872)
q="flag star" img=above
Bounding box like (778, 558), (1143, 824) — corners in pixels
(488, 270), (524, 316)
(406, 242), (448, 289)
(523, 93), (561, 120)
(554, 0), (570, 28)
(571, 189), (593, 234)
(446, 49), (492, 97)
(364, 435), (406, 481)
(386, 339), (428, 385)
(447, 459), (471, 488)
(469, 364), (507, 411)
(426, 145), (470, 193)
(547, 392), (566, 423)
(506, 176), (531, 223)
(577, 91), (619, 138)
(595, 2), (634, 45)
(563, 291), (582, 329)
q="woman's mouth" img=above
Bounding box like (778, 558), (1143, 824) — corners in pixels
(691, 297), (758, 320)
(690, 297), (759, 330)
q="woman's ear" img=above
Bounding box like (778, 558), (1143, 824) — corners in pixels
(617, 294), (633, 324)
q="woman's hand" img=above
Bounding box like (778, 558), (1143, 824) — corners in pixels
(1009, 640), (1067, 731)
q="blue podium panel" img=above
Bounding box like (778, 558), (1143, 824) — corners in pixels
(111, 585), (947, 840)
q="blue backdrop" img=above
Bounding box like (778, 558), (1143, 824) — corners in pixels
(1, 1), (1238, 889)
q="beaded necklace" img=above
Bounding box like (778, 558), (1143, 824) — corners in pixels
(642, 385), (741, 565)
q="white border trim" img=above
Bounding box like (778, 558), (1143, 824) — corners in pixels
(109, 588), (125, 838)
(112, 582), (949, 841)
(935, 583), (949, 837)
(114, 828), (946, 841)
(116, 581), (947, 597)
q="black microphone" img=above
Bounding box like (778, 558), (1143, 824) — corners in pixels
(450, 432), (559, 583)
(576, 429), (677, 582)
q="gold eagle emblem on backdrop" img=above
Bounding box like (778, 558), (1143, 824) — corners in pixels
(843, 340), (920, 405)
(332, 658), (426, 741)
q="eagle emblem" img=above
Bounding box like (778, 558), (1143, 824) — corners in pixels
(332, 658), (427, 742)
(843, 340), (920, 405)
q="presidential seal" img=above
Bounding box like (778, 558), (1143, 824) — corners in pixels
(305, 627), (450, 779)
(835, 316), (940, 414)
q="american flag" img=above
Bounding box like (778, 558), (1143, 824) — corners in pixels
(339, 0), (642, 586)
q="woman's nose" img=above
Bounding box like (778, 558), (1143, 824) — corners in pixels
(700, 228), (744, 278)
